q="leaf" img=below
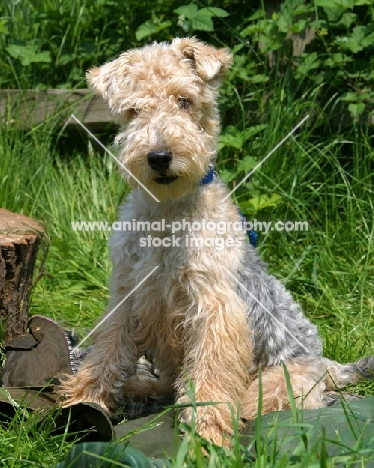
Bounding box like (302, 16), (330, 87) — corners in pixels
(258, 33), (283, 51)
(291, 19), (308, 34)
(176, 5), (227, 31)
(250, 74), (269, 83)
(338, 11), (356, 28)
(219, 124), (266, 150)
(191, 10), (214, 31)
(6, 44), (51, 66)
(336, 0), (355, 7)
(240, 193), (282, 215)
(247, 9), (266, 21)
(295, 52), (321, 77)
(324, 53), (353, 67)
(238, 200), (256, 215)
(237, 156), (258, 172)
(243, 124), (267, 140)
(314, 0), (354, 8)
(174, 4), (198, 18)
(0, 19), (8, 34)
(348, 102), (365, 119)
(277, 15), (291, 33)
(219, 133), (243, 149)
(31, 51), (52, 63)
(136, 21), (159, 41)
(360, 31), (374, 49)
(200, 7), (228, 18)
(56, 54), (75, 66)
(232, 43), (245, 53)
(219, 168), (237, 183)
(135, 20), (171, 41)
(6, 44), (29, 64)
(341, 92), (359, 102)
(338, 26), (374, 53)
(241, 24), (260, 36)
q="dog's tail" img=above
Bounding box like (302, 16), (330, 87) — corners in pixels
(323, 355), (374, 389)
(242, 356), (374, 420)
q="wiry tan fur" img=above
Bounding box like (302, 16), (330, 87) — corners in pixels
(58, 38), (373, 447)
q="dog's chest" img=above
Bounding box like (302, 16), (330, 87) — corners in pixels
(111, 188), (247, 305)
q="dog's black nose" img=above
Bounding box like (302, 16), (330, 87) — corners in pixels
(147, 150), (172, 172)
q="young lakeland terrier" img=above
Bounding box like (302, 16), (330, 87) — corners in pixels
(59, 38), (373, 446)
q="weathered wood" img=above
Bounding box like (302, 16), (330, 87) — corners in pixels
(0, 89), (112, 130)
(0, 209), (44, 341)
(262, 0), (315, 64)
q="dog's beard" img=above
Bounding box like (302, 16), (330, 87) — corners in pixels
(122, 169), (203, 202)
(118, 150), (210, 201)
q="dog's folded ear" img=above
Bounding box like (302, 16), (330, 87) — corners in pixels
(87, 38), (232, 103)
(173, 37), (232, 82)
(86, 52), (132, 102)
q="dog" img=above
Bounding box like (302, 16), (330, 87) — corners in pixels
(59, 38), (373, 446)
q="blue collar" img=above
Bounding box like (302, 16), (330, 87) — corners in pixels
(199, 168), (258, 248)
(199, 166), (215, 185)
(237, 208), (258, 248)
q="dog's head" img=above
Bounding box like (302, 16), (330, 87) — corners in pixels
(87, 38), (232, 202)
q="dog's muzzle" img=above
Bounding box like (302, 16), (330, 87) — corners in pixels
(147, 150), (178, 184)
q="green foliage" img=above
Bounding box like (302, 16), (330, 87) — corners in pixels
(0, 0), (174, 88)
(210, 0), (374, 214)
(174, 4), (228, 33)
(136, 19), (172, 41)
(0, 0), (231, 87)
(6, 44), (51, 66)
(238, 0), (374, 121)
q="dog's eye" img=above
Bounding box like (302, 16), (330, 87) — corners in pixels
(178, 97), (192, 110)
(127, 108), (141, 120)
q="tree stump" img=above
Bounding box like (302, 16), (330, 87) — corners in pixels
(0, 209), (44, 341)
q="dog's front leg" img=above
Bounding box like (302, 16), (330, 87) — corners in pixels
(176, 278), (253, 446)
(58, 293), (138, 412)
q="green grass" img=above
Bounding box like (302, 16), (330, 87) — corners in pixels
(1, 96), (373, 465)
(1, 123), (128, 331)
(0, 400), (74, 467)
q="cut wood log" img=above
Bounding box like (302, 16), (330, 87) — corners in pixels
(0, 209), (44, 341)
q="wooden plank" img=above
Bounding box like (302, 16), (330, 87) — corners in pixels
(1, 85), (372, 129)
(0, 89), (112, 130)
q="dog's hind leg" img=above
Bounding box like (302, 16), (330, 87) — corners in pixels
(242, 358), (328, 420)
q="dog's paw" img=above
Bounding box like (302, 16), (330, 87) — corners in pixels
(57, 374), (113, 413)
(179, 405), (236, 447)
(59, 394), (112, 414)
(58, 392), (110, 413)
